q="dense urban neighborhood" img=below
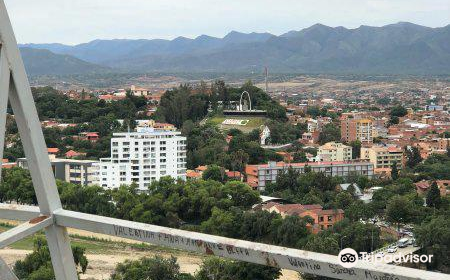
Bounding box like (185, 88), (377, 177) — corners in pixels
(1, 77), (449, 279)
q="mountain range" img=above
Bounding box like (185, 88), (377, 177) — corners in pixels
(20, 22), (450, 75)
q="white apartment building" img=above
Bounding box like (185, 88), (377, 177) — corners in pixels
(316, 142), (352, 162)
(94, 127), (187, 191)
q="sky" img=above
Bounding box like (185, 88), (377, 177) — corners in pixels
(4, 0), (450, 45)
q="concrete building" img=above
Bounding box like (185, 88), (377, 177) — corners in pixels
(130, 85), (150, 96)
(245, 160), (374, 190)
(316, 142), (352, 162)
(262, 203), (344, 233)
(341, 114), (373, 144)
(94, 127), (187, 191)
(17, 157), (98, 186)
(361, 145), (403, 173)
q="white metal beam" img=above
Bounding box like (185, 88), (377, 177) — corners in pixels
(54, 209), (448, 280)
(0, 203), (40, 221)
(0, 1), (78, 279)
(0, 258), (18, 280)
(0, 216), (53, 249)
(0, 45), (10, 178)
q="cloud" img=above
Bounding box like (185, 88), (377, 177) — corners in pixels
(4, 0), (450, 44)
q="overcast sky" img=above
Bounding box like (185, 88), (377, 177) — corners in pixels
(5, 0), (450, 45)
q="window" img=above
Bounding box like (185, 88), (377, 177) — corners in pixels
(327, 216), (333, 222)
(319, 216), (324, 222)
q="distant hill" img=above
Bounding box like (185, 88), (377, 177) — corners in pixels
(19, 47), (109, 76)
(20, 22), (450, 75)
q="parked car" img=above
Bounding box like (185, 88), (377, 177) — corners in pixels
(387, 246), (398, 253)
(398, 238), (409, 248)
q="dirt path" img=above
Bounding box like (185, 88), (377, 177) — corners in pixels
(0, 248), (299, 280)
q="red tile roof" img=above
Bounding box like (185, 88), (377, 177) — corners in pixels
(47, 148), (59, 154)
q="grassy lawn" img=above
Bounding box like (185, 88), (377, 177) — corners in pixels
(206, 116), (267, 132)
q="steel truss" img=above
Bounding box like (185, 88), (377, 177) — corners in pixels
(0, 1), (448, 279)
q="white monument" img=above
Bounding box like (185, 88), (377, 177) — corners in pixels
(260, 125), (271, 145)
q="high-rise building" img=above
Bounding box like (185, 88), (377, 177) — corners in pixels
(94, 127), (187, 191)
(340, 113), (373, 144)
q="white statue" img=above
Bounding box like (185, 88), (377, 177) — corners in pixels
(260, 125), (270, 145)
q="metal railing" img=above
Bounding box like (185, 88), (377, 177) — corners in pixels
(1, 204), (448, 280)
(0, 1), (449, 279)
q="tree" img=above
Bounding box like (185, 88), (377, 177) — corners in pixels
(304, 235), (339, 255)
(0, 167), (36, 204)
(415, 216), (450, 272)
(196, 258), (281, 280)
(110, 256), (194, 280)
(426, 181), (441, 209)
(389, 115), (399, 125)
(405, 146), (422, 168)
(14, 236), (88, 279)
(345, 201), (374, 222)
(271, 215), (309, 248)
(390, 105), (408, 118)
(229, 149), (249, 175)
(293, 151), (307, 162)
(200, 208), (240, 238)
(318, 124), (341, 145)
(349, 141), (361, 159)
(203, 165), (228, 183)
(333, 220), (381, 253)
(334, 192), (354, 210)
(391, 161), (399, 180)
(385, 195), (414, 229)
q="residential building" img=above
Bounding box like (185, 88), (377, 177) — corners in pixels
(415, 180), (450, 197)
(47, 148), (59, 156)
(262, 202), (344, 233)
(130, 85), (150, 96)
(360, 145), (403, 175)
(316, 142), (352, 162)
(415, 138), (450, 159)
(300, 131), (320, 145)
(17, 158), (98, 186)
(94, 127), (187, 191)
(1, 159), (16, 169)
(78, 132), (100, 142)
(245, 160), (374, 190)
(65, 150), (86, 158)
(341, 114), (373, 144)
